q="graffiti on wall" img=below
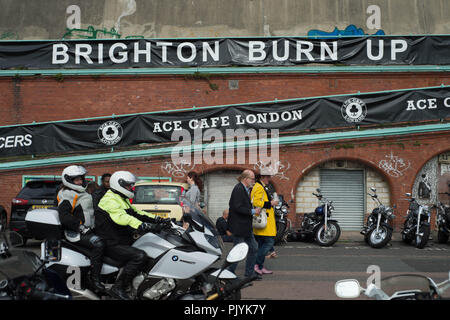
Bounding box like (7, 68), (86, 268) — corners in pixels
(307, 24), (385, 38)
(0, 31), (19, 40)
(161, 160), (196, 178)
(378, 152), (411, 178)
(254, 160), (291, 180)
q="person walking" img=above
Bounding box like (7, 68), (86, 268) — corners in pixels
(227, 169), (261, 280)
(185, 171), (203, 208)
(251, 171), (279, 275)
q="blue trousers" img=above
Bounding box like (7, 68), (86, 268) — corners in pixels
(255, 235), (275, 269)
(227, 233), (258, 277)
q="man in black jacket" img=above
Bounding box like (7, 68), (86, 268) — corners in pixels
(227, 169), (261, 279)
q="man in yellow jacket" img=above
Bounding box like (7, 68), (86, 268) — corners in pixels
(95, 171), (165, 300)
(251, 172), (279, 275)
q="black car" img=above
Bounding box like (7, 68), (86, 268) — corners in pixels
(9, 180), (61, 245)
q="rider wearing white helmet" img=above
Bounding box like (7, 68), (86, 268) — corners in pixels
(95, 170), (167, 300)
(57, 165), (106, 292)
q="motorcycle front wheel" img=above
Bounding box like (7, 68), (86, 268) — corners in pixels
(367, 224), (392, 248)
(415, 224), (430, 249)
(274, 221), (287, 245)
(315, 221), (341, 247)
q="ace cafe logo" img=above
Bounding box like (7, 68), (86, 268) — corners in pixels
(341, 98), (367, 123)
(98, 121), (123, 145)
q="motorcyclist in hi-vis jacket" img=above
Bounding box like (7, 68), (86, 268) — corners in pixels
(94, 170), (166, 300)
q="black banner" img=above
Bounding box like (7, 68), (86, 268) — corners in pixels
(1, 36), (450, 69)
(1, 86), (450, 157)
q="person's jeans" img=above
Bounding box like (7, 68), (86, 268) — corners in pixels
(255, 235), (275, 269)
(227, 234), (258, 277)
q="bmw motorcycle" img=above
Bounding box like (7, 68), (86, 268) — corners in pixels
(0, 231), (71, 300)
(290, 188), (341, 247)
(401, 193), (431, 249)
(273, 195), (291, 245)
(435, 193), (450, 244)
(360, 187), (395, 248)
(24, 199), (253, 300)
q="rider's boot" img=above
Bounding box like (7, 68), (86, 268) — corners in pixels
(110, 273), (132, 300)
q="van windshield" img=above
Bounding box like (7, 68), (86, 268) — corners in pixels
(133, 185), (183, 205)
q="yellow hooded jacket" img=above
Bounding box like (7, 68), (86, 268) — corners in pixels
(251, 181), (276, 237)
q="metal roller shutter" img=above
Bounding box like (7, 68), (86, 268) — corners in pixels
(319, 169), (365, 231)
(203, 170), (241, 224)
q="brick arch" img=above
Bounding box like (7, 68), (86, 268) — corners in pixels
(409, 145), (450, 192)
(292, 155), (394, 202)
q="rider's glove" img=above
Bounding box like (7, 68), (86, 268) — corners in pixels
(138, 222), (163, 234)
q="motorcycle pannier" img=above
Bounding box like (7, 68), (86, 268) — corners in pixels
(25, 208), (63, 240)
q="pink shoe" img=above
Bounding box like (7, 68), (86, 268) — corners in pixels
(260, 267), (273, 274)
(254, 265), (263, 275)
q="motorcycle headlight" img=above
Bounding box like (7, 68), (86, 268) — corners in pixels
(281, 207), (287, 213)
(275, 205), (281, 210)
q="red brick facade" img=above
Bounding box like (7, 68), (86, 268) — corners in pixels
(1, 71), (450, 231)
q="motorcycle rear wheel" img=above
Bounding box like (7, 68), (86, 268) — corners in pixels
(415, 224), (430, 249)
(367, 224), (392, 248)
(315, 221), (341, 247)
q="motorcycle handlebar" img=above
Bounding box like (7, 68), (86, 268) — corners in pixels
(206, 275), (257, 300)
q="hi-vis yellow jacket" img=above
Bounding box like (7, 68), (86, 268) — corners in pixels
(251, 182), (276, 237)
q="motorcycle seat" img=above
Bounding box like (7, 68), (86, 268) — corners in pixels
(61, 241), (126, 268)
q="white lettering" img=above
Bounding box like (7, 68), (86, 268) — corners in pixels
(366, 5), (381, 30)
(178, 42), (196, 62)
(249, 41), (266, 61)
(52, 44), (69, 64)
(320, 42), (338, 61)
(109, 42), (128, 64)
(134, 41), (151, 63)
(367, 39), (384, 61)
(75, 44), (93, 64)
(273, 40), (289, 61)
(391, 40), (407, 60)
(156, 42), (172, 62)
(202, 41), (219, 62)
(296, 41), (314, 61)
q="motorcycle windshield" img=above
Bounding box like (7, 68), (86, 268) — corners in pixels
(182, 198), (219, 236)
(380, 274), (433, 297)
(0, 250), (41, 281)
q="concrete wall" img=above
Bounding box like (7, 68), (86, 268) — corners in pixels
(1, 0), (450, 40)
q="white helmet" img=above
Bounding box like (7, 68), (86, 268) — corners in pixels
(110, 171), (137, 199)
(62, 165), (87, 193)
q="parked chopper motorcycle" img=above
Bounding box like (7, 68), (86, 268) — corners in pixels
(435, 192), (450, 244)
(401, 193), (431, 249)
(273, 195), (291, 245)
(360, 187), (395, 248)
(335, 271), (450, 300)
(289, 188), (341, 247)
(24, 199), (254, 300)
(0, 231), (71, 300)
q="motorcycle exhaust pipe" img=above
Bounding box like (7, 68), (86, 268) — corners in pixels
(69, 288), (100, 300)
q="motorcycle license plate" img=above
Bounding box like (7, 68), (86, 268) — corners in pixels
(32, 205), (51, 209)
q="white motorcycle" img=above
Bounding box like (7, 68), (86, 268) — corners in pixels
(335, 272), (450, 300)
(24, 199), (251, 300)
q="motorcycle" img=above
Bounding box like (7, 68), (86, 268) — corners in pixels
(0, 230), (71, 300)
(289, 188), (341, 247)
(360, 187), (395, 248)
(335, 271), (450, 300)
(401, 193), (431, 249)
(24, 198), (253, 300)
(273, 195), (291, 245)
(435, 192), (450, 244)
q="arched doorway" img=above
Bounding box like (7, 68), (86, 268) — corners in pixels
(295, 160), (391, 231)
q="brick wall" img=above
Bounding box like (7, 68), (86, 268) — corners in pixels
(1, 72), (450, 125)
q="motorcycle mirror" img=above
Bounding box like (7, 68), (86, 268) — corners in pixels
(405, 193), (412, 197)
(335, 279), (362, 299)
(316, 188), (321, 193)
(226, 242), (249, 264)
(370, 187), (376, 193)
